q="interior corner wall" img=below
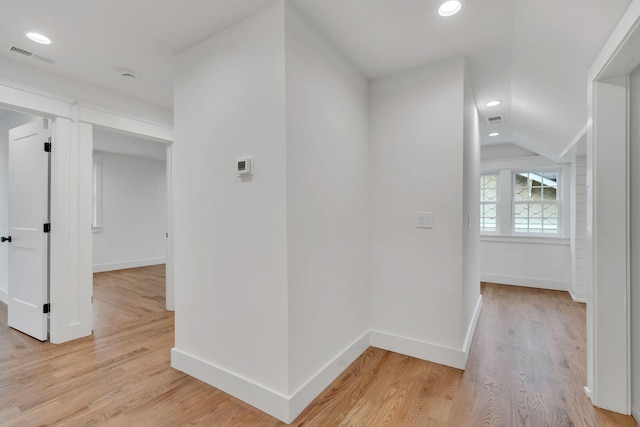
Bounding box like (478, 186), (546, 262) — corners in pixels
(462, 65), (481, 357)
(284, 1), (370, 407)
(171, 0), (290, 411)
(573, 155), (588, 302)
(630, 64), (640, 421)
(369, 57), (467, 368)
(92, 152), (166, 272)
(0, 111), (38, 304)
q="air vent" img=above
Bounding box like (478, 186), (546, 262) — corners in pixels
(9, 46), (55, 64)
(487, 115), (504, 125)
(10, 46), (32, 57)
(32, 53), (55, 64)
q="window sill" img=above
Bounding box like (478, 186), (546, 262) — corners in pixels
(481, 235), (570, 246)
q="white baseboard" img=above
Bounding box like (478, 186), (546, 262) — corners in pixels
(463, 295), (483, 365)
(0, 288), (6, 304)
(481, 274), (569, 292)
(370, 331), (466, 369)
(289, 332), (370, 422)
(632, 407), (639, 426)
(172, 332), (370, 424)
(171, 348), (290, 423)
(569, 289), (587, 303)
(93, 257), (166, 273)
(584, 386), (591, 398)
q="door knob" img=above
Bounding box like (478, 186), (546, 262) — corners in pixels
(1, 236), (11, 243)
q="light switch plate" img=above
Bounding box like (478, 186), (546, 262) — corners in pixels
(417, 211), (432, 229)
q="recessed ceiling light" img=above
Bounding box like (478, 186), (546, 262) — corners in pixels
(438, 0), (464, 17)
(489, 132), (500, 137)
(486, 100), (501, 107)
(26, 32), (52, 45)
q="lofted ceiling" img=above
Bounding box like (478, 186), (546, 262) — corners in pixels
(0, 0), (633, 160)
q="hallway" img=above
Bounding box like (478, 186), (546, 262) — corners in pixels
(0, 269), (634, 425)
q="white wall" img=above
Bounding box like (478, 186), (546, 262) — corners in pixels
(630, 64), (640, 422)
(172, 3), (483, 422)
(0, 110), (38, 303)
(172, 0), (290, 418)
(462, 66), (482, 356)
(481, 238), (571, 290)
(285, 2), (370, 402)
(92, 151), (166, 272)
(572, 156), (588, 301)
(369, 57), (473, 368)
(480, 155), (572, 291)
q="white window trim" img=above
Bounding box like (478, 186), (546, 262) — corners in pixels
(92, 153), (103, 232)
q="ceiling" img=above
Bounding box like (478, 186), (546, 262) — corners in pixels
(0, 0), (633, 160)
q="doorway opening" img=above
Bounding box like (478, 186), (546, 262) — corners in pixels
(91, 128), (170, 309)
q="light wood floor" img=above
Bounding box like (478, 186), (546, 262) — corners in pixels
(0, 266), (635, 426)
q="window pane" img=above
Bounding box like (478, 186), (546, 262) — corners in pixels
(514, 202), (558, 234)
(480, 175), (497, 202)
(480, 202), (497, 232)
(514, 174), (528, 188)
(514, 186), (530, 201)
(542, 187), (557, 201)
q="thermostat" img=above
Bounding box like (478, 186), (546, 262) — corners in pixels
(237, 156), (254, 176)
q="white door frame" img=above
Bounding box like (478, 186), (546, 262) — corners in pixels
(0, 83), (175, 345)
(587, 0), (640, 416)
(78, 104), (175, 311)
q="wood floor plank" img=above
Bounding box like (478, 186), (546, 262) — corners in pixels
(0, 269), (636, 426)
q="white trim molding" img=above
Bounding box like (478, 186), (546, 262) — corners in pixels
(172, 318), (485, 423)
(0, 82), (72, 119)
(171, 348), (291, 423)
(481, 235), (570, 246)
(569, 289), (588, 304)
(172, 332), (370, 424)
(370, 331), (467, 370)
(481, 274), (569, 292)
(463, 296), (483, 361)
(78, 103), (173, 143)
(93, 257), (166, 273)
(289, 332), (370, 422)
(632, 407), (640, 426)
(0, 288), (7, 304)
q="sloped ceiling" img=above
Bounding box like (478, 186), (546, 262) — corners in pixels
(0, 0), (633, 159)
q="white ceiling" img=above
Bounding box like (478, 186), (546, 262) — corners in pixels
(0, 0), (633, 160)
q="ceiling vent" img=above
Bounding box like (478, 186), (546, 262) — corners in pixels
(487, 115), (504, 125)
(9, 45), (55, 64)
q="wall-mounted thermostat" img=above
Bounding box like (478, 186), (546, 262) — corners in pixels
(237, 156), (254, 176)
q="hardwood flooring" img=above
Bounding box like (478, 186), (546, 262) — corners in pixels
(0, 268), (635, 426)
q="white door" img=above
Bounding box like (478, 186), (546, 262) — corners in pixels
(7, 119), (50, 341)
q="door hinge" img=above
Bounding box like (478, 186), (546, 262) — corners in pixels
(44, 139), (52, 152)
(43, 303), (50, 314)
(43, 223), (51, 233)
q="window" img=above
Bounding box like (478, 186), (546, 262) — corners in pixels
(480, 164), (567, 238)
(480, 174), (498, 232)
(92, 154), (103, 231)
(513, 171), (559, 234)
